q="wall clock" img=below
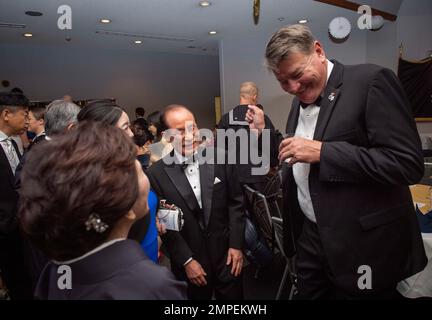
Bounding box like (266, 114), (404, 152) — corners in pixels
(328, 16), (351, 42)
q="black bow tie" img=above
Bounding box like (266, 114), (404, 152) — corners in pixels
(180, 162), (189, 170)
(299, 95), (322, 109)
(179, 155), (198, 170)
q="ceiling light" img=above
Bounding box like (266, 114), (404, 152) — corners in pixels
(100, 19), (111, 24)
(199, 1), (211, 7)
(23, 33), (33, 37)
(209, 31), (217, 35)
(134, 40), (142, 44)
(298, 19), (308, 24)
(25, 11), (43, 17)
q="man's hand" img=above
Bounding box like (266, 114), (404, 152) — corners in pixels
(246, 105), (265, 134)
(279, 137), (322, 165)
(226, 248), (243, 277)
(185, 259), (208, 287)
(156, 219), (166, 235)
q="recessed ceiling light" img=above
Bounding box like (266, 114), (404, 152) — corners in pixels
(100, 19), (111, 24)
(134, 40), (142, 44)
(25, 11), (43, 17)
(199, 1), (211, 7)
(23, 33), (33, 37)
(278, 17), (285, 22)
(298, 19), (308, 24)
(209, 31), (217, 35)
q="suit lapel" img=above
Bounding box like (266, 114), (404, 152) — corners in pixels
(313, 60), (344, 140)
(199, 161), (214, 228)
(164, 165), (201, 214)
(10, 139), (22, 159)
(0, 147), (14, 185)
(285, 100), (300, 135)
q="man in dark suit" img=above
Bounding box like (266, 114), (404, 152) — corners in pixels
(14, 99), (81, 291)
(0, 91), (33, 299)
(27, 106), (46, 151)
(247, 24), (427, 299)
(217, 81), (279, 193)
(147, 105), (245, 300)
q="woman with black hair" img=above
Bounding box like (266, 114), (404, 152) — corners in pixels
(77, 100), (133, 138)
(77, 101), (154, 263)
(19, 122), (186, 299)
(146, 110), (173, 164)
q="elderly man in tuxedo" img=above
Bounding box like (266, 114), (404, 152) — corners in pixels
(247, 24), (427, 299)
(147, 105), (245, 300)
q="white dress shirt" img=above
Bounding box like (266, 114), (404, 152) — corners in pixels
(174, 150), (202, 209)
(174, 150), (202, 266)
(292, 60), (334, 223)
(0, 130), (20, 175)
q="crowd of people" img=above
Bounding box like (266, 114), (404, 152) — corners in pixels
(0, 24), (428, 300)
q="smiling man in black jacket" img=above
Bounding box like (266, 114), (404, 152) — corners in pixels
(247, 24), (427, 299)
(147, 104), (245, 300)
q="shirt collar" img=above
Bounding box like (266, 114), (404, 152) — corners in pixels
(326, 59), (334, 85)
(53, 238), (126, 265)
(173, 148), (198, 166)
(0, 130), (9, 142)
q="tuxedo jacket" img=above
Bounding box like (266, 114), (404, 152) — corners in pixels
(0, 139), (21, 236)
(282, 60), (427, 294)
(35, 240), (187, 300)
(146, 149), (245, 280)
(217, 104), (279, 186)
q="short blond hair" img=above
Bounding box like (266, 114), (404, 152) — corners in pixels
(240, 82), (258, 99)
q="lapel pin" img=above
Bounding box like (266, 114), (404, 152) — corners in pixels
(328, 92), (335, 101)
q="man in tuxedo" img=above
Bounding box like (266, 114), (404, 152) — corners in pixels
(147, 105), (245, 300)
(217, 82), (279, 193)
(27, 106), (46, 151)
(0, 91), (32, 299)
(247, 24), (427, 299)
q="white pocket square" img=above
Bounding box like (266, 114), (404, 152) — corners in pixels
(214, 177), (221, 185)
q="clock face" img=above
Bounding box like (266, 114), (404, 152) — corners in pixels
(329, 17), (351, 40)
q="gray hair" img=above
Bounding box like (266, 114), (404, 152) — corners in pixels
(44, 99), (80, 136)
(240, 82), (258, 99)
(265, 24), (315, 72)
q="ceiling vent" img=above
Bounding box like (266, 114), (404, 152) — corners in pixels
(0, 22), (26, 28)
(95, 30), (195, 42)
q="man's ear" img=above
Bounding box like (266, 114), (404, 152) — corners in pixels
(2, 108), (11, 121)
(314, 41), (326, 62)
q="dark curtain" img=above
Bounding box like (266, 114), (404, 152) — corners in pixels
(398, 57), (432, 117)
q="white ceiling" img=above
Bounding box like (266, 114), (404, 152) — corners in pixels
(0, 0), (404, 56)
